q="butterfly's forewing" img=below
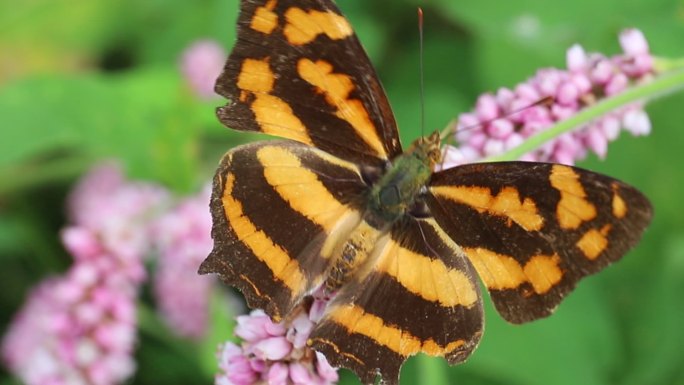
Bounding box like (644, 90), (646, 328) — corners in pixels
(199, 141), (368, 320)
(215, 0), (401, 167)
(310, 216), (484, 385)
(427, 162), (653, 323)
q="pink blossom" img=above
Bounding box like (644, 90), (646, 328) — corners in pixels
(215, 300), (338, 385)
(1, 266), (138, 385)
(2, 163), (169, 385)
(152, 185), (214, 339)
(181, 40), (227, 99)
(446, 28), (654, 167)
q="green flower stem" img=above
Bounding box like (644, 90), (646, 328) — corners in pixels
(483, 68), (684, 163)
(654, 56), (684, 73)
(416, 354), (450, 385)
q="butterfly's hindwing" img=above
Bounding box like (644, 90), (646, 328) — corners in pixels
(216, 0), (401, 167)
(310, 216), (484, 385)
(199, 140), (368, 321)
(427, 162), (653, 323)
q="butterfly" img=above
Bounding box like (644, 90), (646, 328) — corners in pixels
(199, 0), (653, 384)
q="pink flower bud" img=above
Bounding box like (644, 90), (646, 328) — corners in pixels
(487, 119), (514, 139)
(475, 94), (499, 121)
(566, 44), (588, 72)
(252, 336), (292, 361)
(267, 362), (290, 385)
(181, 40), (227, 99)
(620, 29), (649, 56)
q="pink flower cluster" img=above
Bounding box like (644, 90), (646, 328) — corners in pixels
(181, 40), (227, 99)
(1, 163), (169, 385)
(446, 29), (654, 166)
(216, 298), (338, 385)
(1, 163), (220, 385)
(152, 185), (214, 339)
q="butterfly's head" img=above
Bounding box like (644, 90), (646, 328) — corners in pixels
(408, 131), (442, 169)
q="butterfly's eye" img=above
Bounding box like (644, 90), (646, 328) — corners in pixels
(428, 148), (442, 165)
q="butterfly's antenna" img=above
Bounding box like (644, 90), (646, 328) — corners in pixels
(439, 95), (554, 142)
(418, 7), (425, 140)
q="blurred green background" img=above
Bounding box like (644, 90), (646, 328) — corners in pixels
(2, 0), (684, 384)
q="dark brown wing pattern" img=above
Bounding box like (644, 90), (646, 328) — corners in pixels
(215, 0), (402, 167)
(310, 216), (484, 385)
(427, 162), (653, 323)
(199, 140), (367, 321)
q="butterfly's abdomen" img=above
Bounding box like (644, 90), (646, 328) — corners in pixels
(325, 218), (386, 293)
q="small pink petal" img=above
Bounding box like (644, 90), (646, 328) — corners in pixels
(235, 313), (271, 342)
(267, 363), (289, 385)
(252, 337), (292, 361)
(483, 139), (505, 156)
(75, 302), (103, 326)
(440, 146), (466, 170)
(495, 87), (516, 109)
(514, 83), (541, 102)
(586, 129), (609, 158)
(54, 279), (85, 304)
(75, 340), (100, 366)
(287, 313), (314, 349)
(466, 132), (488, 151)
(249, 358), (266, 372)
(622, 54), (654, 77)
(487, 119), (514, 139)
(521, 120), (547, 137)
(605, 72), (629, 95)
(633, 54), (654, 74)
(590, 60), (614, 84)
(552, 149), (577, 165)
(289, 362), (313, 384)
(557, 81), (580, 105)
(475, 94), (499, 121)
(504, 133), (524, 150)
(620, 29), (649, 56)
(536, 69), (562, 96)
(264, 321), (287, 337)
(457, 112), (480, 133)
(623, 109), (651, 135)
(460, 146), (482, 163)
(72, 268), (100, 293)
(223, 352), (258, 385)
(61, 227), (102, 260)
(519, 105), (551, 126)
(181, 40), (227, 99)
(315, 352), (339, 383)
(551, 104), (577, 120)
(600, 116), (621, 140)
(566, 44), (588, 72)
(570, 73), (592, 94)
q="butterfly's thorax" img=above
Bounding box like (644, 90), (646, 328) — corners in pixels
(324, 133), (441, 292)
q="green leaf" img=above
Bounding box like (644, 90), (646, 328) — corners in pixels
(620, 235), (684, 385)
(0, 68), (202, 192)
(460, 278), (620, 385)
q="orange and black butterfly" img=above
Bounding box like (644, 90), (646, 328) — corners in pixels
(199, 1), (653, 384)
